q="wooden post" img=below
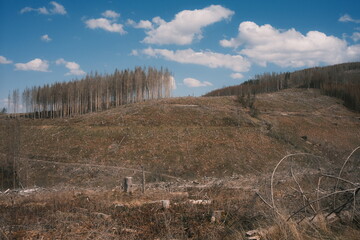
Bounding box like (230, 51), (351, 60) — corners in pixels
(161, 200), (170, 209)
(211, 210), (224, 223)
(141, 166), (145, 194)
(124, 177), (133, 193)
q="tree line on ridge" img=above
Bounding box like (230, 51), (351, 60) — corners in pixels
(205, 62), (360, 112)
(7, 66), (174, 118)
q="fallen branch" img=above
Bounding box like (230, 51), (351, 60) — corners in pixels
(255, 191), (273, 209)
(334, 146), (360, 208)
(291, 166), (316, 214)
(321, 174), (357, 186)
(270, 153), (322, 213)
(287, 187), (359, 221)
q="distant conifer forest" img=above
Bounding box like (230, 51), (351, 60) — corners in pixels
(7, 66), (174, 118)
(205, 62), (360, 112)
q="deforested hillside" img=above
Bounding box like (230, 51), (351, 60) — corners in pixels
(1, 88), (359, 188)
(1, 88), (360, 239)
(205, 62), (360, 111)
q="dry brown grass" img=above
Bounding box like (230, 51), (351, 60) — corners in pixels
(1, 89), (359, 189)
(1, 183), (359, 239)
(0, 89), (359, 239)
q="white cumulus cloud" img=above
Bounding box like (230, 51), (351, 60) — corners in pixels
(20, 6), (48, 14)
(127, 19), (153, 29)
(220, 21), (360, 67)
(230, 73), (244, 79)
(339, 14), (360, 24)
(20, 1), (66, 15)
(41, 34), (52, 42)
(130, 49), (139, 56)
(56, 58), (85, 76)
(0, 56), (12, 64)
(141, 5), (234, 45)
(129, 49), (139, 56)
(15, 58), (50, 72)
(102, 10), (120, 19)
(183, 78), (213, 88)
(49, 1), (66, 15)
(351, 32), (360, 42)
(140, 47), (251, 72)
(85, 18), (126, 34)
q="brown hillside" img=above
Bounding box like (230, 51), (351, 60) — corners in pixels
(1, 88), (359, 188)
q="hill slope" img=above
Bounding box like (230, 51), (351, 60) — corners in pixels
(1, 88), (359, 188)
(205, 62), (360, 111)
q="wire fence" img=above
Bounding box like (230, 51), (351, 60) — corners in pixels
(0, 153), (182, 191)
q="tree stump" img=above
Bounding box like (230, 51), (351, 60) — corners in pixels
(161, 200), (170, 209)
(211, 210), (224, 223)
(124, 177), (133, 193)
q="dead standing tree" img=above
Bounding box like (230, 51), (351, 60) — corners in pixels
(10, 66), (173, 119)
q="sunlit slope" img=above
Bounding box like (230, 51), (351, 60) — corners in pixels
(1, 89), (359, 187)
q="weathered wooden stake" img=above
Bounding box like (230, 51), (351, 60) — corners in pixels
(161, 200), (170, 209)
(211, 210), (224, 223)
(124, 177), (133, 193)
(141, 166), (145, 194)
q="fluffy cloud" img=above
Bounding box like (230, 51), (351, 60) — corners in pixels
(220, 21), (360, 67)
(15, 58), (50, 72)
(183, 78), (213, 88)
(56, 58), (86, 76)
(339, 14), (360, 24)
(141, 5), (234, 45)
(140, 47), (251, 72)
(230, 73), (244, 79)
(85, 11), (126, 35)
(41, 34), (52, 42)
(20, 6), (49, 15)
(127, 19), (153, 29)
(351, 32), (360, 42)
(50, 1), (66, 15)
(102, 10), (120, 19)
(85, 18), (126, 34)
(0, 56), (12, 64)
(20, 1), (66, 15)
(130, 49), (139, 56)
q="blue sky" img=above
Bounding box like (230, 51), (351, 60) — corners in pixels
(1, 0), (360, 111)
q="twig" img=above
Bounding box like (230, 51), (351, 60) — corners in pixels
(326, 188), (359, 220)
(0, 227), (9, 240)
(297, 215), (308, 224)
(118, 136), (126, 146)
(334, 146), (360, 207)
(270, 153), (322, 213)
(321, 174), (357, 186)
(316, 176), (325, 211)
(352, 188), (358, 221)
(256, 191), (273, 209)
(291, 166), (316, 214)
(287, 187), (359, 221)
(289, 186), (302, 194)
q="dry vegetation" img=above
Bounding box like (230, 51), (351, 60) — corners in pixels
(205, 62), (360, 112)
(1, 88), (360, 239)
